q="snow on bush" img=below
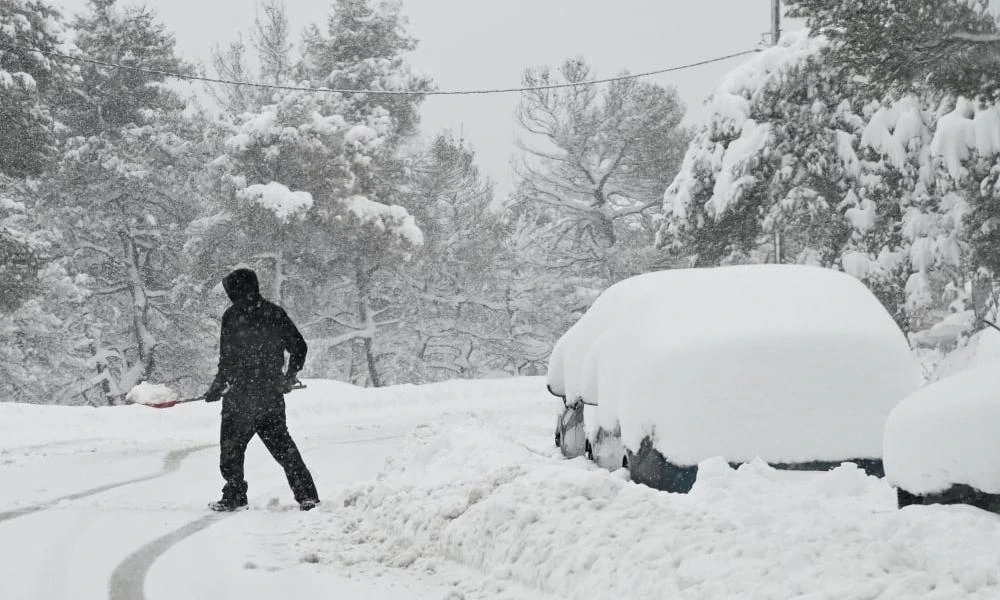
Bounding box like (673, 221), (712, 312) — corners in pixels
(237, 182), (313, 222)
(885, 364), (1000, 495)
(549, 265), (922, 466)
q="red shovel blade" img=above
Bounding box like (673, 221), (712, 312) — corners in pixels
(146, 400), (179, 409)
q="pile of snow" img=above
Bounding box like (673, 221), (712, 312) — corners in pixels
(124, 382), (177, 406)
(238, 182), (313, 222)
(549, 265), (922, 466)
(885, 364), (1000, 495)
(310, 420), (1000, 600)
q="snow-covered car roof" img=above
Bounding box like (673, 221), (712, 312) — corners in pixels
(547, 265), (922, 466)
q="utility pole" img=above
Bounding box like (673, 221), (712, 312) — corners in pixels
(771, 0), (782, 263)
(771, 0), (782, 45)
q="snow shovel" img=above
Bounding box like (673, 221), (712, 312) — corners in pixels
(126, 381), (308, 409)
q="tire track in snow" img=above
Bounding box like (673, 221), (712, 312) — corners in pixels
(0, 444), (216, 524)
(3, 437), (106, 453)
(107, 432), (405, 600)
(108, 514), (227, 600)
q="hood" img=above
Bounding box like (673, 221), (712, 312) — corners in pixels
(222, 268), (261, 305)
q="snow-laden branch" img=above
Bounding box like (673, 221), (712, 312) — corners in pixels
(91, 284), (128, 296)
(75, 242), (121, 264)
(948, 31), (1000, 43)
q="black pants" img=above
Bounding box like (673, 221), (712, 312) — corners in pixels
(219, 394), (318, 504)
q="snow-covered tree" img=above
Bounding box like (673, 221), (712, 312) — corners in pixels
(779, 2), (1000, 340)
(660, 32), (1000, 341)
(48, 111), (210, 401)
(0, 176), (95, 404)
(512, 57), (688, 283)
(788, 0), (1000, 100)
(196, 0), (430, 387)
(298, 0), (432, 141)
(29, 1), (214, 402)
(393, 132), (545, 379)
(661, 36), (854, 267)
(0, 0), (75, 177)
(209, 0), (295, 114)
(60, 0), (191, 137)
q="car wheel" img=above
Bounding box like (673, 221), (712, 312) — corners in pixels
(555, 428), (561, 448)
(897, 488), (920, 509)
(585, 440), (593, 461)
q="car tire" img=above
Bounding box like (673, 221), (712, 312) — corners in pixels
(585, 440), (593, 461)
(897, 488), (920, 509)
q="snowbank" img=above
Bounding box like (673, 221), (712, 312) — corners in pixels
(884, 365), (1000, 495)
(550, 265), (922, 466)
(319, 420), (1000, 600)
(0, 377), (548, 449)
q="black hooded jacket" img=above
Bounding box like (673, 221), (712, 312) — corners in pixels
(210, 268), (307, 396)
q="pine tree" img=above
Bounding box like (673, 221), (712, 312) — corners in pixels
(39, 0), (210, 402)
(512, 57), (688, 285)
(788, 0), (1000, 100)
(0, 0), (76, 177)
(394, 132), (528, 379)
(191, 0), (433, 387)
(659, 33), (996, 339)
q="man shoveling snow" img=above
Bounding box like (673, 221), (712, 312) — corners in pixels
(202, 268), (320, 512)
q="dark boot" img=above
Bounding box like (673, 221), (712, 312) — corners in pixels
(299, 498), (320, 511)
(208, 496), (248, 512)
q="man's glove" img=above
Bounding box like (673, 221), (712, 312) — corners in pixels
(282, 372), (300, 394)
(204, 379), (226, 403)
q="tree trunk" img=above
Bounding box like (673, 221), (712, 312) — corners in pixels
(270, 251), (285, 305)
(89, 342), (115, 406)
(120, 231), (156, 394)
(354, 261), (382, 387)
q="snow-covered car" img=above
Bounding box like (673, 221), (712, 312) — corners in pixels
(885, 363), (1000, 512)
(548, 265), (923, 493)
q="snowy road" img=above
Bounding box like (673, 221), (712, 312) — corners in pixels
(0, 429), (403, 599)
(0, 379), (556, 600)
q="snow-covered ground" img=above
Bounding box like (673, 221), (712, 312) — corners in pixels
(3, 377), (1000, 599)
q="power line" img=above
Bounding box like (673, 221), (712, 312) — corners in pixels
(0, 42), (760, 96)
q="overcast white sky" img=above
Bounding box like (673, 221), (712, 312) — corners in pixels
(54, 0), (800, 197)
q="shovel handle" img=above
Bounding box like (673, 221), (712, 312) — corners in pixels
(979, 317), (1000, 334)
(134, 382), (308, 409)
